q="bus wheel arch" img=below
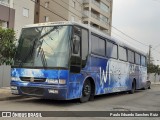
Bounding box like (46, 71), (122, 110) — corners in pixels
(80, 77), (95, 103)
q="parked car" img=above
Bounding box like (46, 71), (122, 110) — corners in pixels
(142, 80), (151, 90)
(146, 80), (151, 89)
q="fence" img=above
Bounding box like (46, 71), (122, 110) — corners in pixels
(0, 65), (11, 88)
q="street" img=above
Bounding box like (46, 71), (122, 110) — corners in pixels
(0, 85), (160, 120)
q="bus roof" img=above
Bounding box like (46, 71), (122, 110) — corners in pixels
(24, 21), (147, 56)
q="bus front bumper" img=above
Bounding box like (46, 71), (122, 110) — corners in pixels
(10, 82), (68, 100)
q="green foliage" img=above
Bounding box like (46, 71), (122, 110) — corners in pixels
(147, 63), (160, 75)
(0, 27), (16, 65)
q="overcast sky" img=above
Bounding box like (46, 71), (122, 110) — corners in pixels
(112, 0), (160, 65)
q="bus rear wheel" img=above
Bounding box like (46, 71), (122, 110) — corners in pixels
(129, 81), (136, 94)
(80, 80), (91, 103)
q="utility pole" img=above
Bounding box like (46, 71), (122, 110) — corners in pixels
(148, 45), (152, 65)
(148, 45), (152, 81)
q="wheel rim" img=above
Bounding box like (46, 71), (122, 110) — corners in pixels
(83, 84), (91, 96)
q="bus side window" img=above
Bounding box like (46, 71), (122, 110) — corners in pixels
(106, 41), (118, 59)
(135, 53), (141, 65)
(141, 55), (146, 66)
(119, 46), (127, 61)
(128, 50), (135, 64)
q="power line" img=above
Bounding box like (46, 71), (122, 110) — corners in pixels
(30, 0), (67, 20)
(152, 43), (160, 50)
(111, 26), (149, 47)
(50, 0), (81, 19)
(32, 0), (150, 49)
(61, 0), (149, 48)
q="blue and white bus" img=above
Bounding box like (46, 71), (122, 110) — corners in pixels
(11, 21), (147, 102)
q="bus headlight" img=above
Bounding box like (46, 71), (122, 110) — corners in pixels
(59, 79), (66, 85)
(11, 77), (21, 81)
(46, 79), (66, 85)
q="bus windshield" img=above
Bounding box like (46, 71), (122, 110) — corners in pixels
(14, 25), (72, 68)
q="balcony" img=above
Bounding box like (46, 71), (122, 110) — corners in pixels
(91, 12), (100, 21)
(0, 0), (10, 7)
(83, 0), (90, 4)
(91, 0), (100, 8)
(83, 10), (89, 18)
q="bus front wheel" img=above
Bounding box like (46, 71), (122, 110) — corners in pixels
(80, 80), (91, 103)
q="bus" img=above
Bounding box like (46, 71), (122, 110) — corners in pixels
(10, 21), (147, 102)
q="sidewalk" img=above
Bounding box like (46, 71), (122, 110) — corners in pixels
(151, 82), (160, 85)
(0, 87), (26, 101)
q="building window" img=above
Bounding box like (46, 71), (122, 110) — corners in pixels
(100, 14), (108, 23)
(0, 0), (10, 7)
(100, 2), (109, 13)
(44, 16), (49, 22)
(45, 2), (49, 8)
(0, 20), (8, 28)
(71, 0), (75, 8)
(23, 8), (29, 17)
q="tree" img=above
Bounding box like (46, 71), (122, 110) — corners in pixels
(0, 27), (16, 65)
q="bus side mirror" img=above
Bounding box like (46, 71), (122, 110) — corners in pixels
(73, 39), (80, 54)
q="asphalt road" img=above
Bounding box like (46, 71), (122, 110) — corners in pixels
(0, 85), (160, 120)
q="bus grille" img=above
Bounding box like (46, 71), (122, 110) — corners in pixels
(20, 77), (46, 83)
(20, 87), (44, 96)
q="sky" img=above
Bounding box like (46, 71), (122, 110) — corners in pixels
(112, 0), (160, 65)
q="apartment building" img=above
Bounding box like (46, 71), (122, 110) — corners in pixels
(34, 0), (82, 23)
(35, 0), (113, 35)
(35, 0), (112, 35)
(83, 0), (113, 35)
(0, 0), (15, 29)
(13, 0), (35, 39)
(0, 0), (35, 38)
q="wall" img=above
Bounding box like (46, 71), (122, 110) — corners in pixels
(38, 0), (69, 23)
(148, 73), (160, 83)
(13, 0), (35, 39)
(0, 4), (15, 29)
(0, 65), (11, 88)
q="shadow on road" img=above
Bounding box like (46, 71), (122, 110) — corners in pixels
(11, 90), (146, 107)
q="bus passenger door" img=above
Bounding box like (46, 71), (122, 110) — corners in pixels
(70, 26), (89, 73)
(70, 26), (82, 73)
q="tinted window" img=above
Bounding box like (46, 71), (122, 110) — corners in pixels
(107, 41), (118, 59)
(141, 55), (146, 66)
(81, 29), (88, 60)
(119, 46), (127, 61)
(135, 53), (141, 65)
(91, 34), (105, 56)
(128, 50), (135, 63)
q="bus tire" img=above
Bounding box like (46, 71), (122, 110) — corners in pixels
(129, 80), (136, 94)
(80, 80), (91, 103)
